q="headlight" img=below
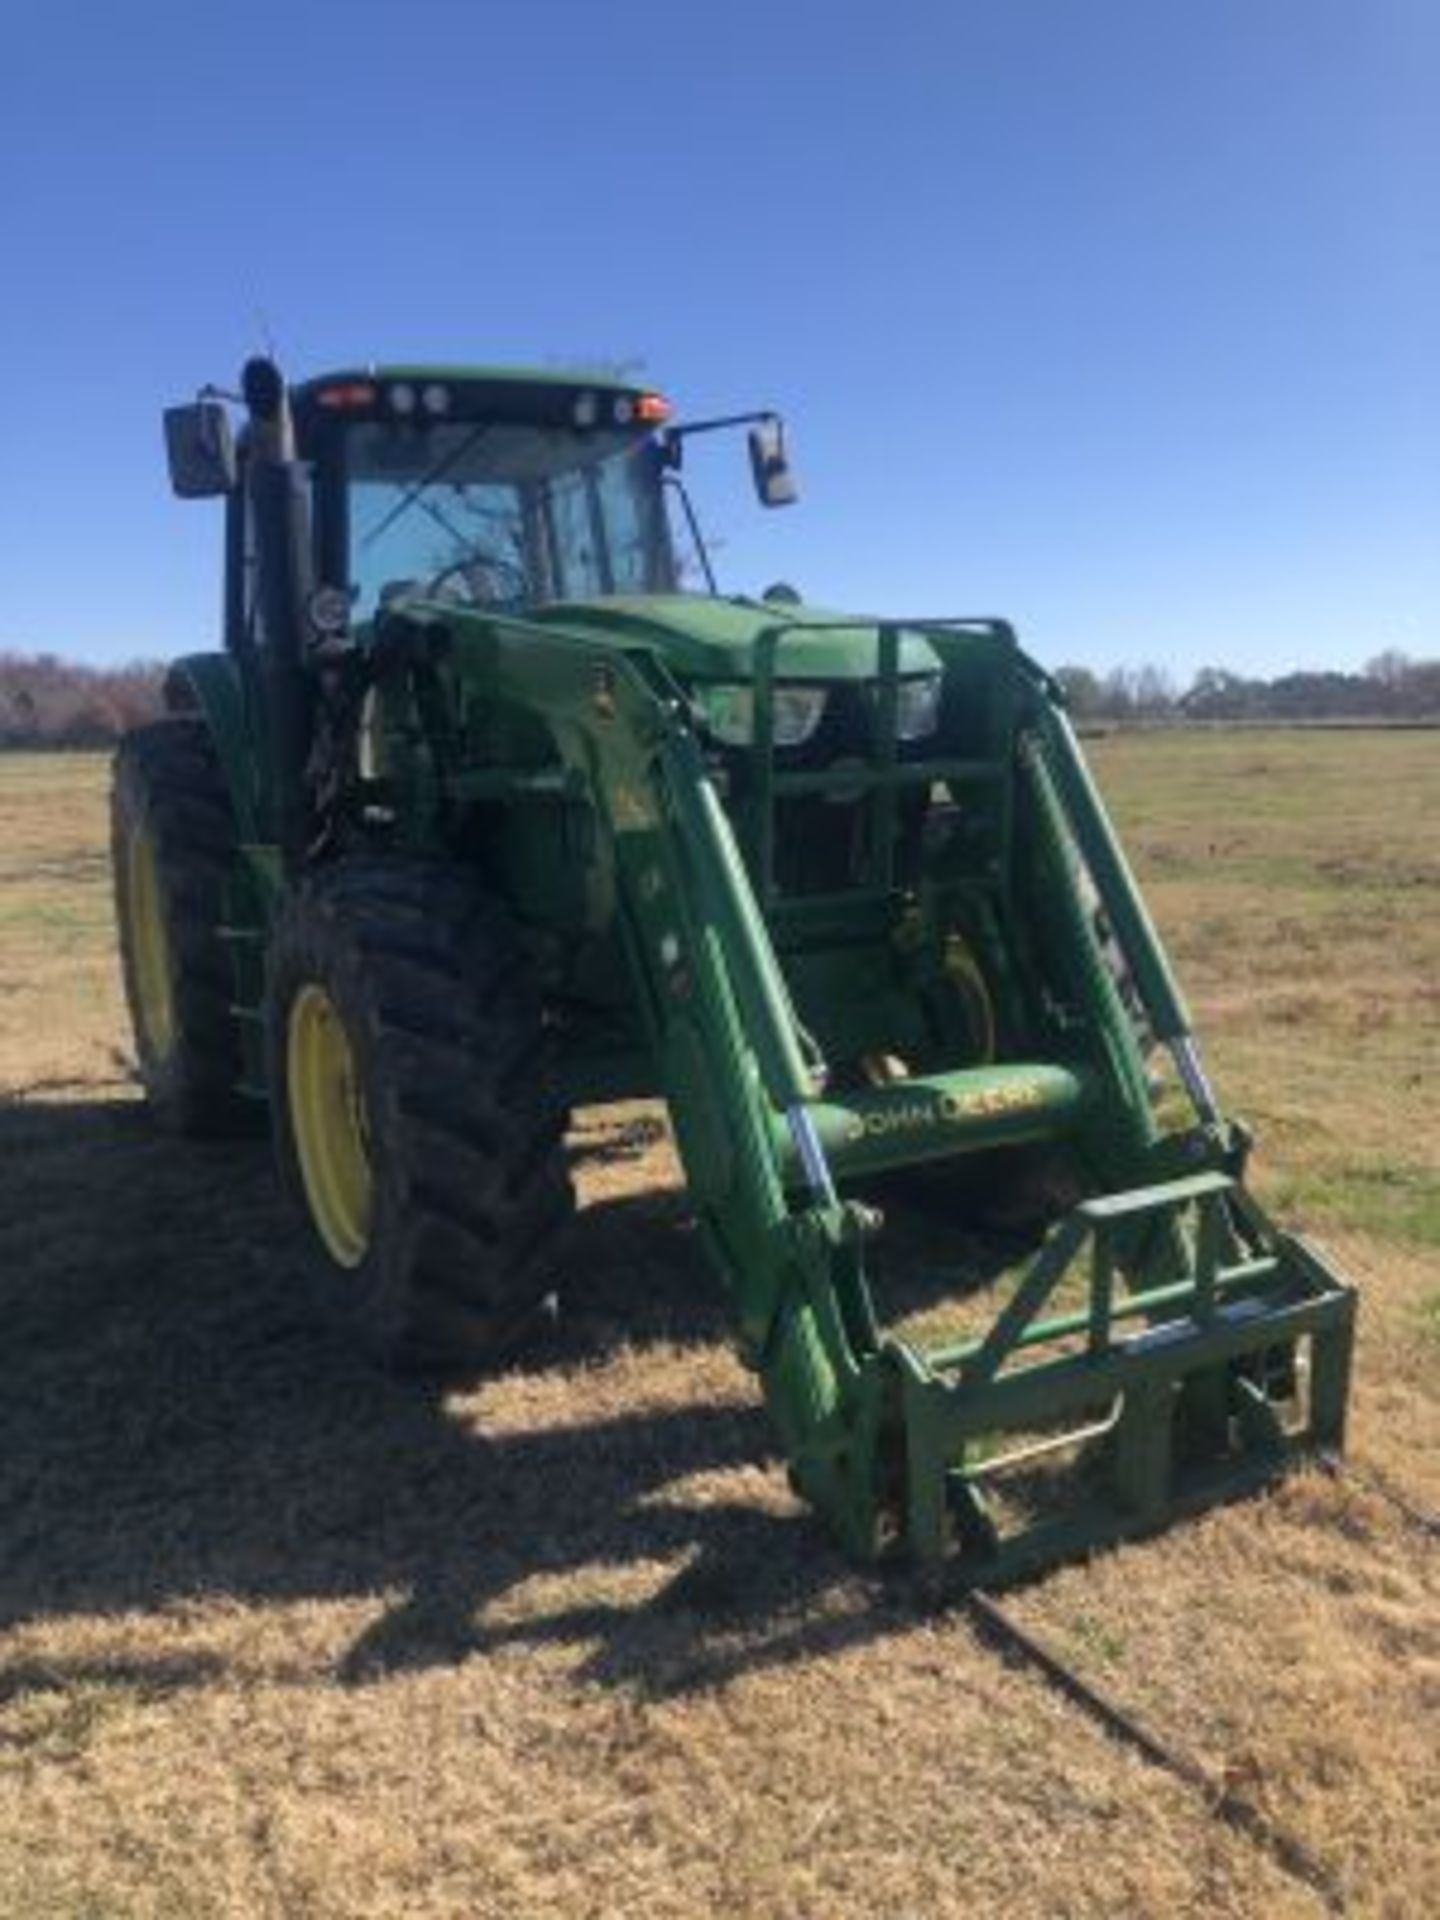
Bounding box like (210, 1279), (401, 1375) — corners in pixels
(774, 685), (829, 745)
(693, 682), (829, 747)
(894, 673), (942, 740)
(693, 684), (752, 745)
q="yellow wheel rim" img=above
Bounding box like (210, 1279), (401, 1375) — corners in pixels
(287, 983), (373, 1268)
(126, 821), (176, 1058)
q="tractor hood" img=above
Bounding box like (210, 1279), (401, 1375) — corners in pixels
(516, 594), (944, 684)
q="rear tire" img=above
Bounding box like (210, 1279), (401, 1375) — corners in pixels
(265, 860), (574, 1367)
(111, 718), (250, 1134)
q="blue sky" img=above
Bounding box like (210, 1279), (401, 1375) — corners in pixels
(3, 0), (1435, 682)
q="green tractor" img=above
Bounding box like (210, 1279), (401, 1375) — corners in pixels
(113, 355), (1355, 1578)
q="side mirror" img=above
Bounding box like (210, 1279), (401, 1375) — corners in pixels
(748, 416), (798, 508)
(163, 401), (236, 498)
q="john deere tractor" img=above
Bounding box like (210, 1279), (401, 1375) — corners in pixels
(112, 356), (1355, 1578)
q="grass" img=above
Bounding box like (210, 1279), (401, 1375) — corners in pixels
(1, 734), (1437, 1918)
(1090, 730), (1440, 1258)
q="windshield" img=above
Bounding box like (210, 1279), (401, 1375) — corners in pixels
(342, 421), (675, 618)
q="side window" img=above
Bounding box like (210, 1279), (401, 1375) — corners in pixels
(546, 470), (607, 597)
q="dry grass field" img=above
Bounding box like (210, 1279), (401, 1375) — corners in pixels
(1, 732), (1436, 1919)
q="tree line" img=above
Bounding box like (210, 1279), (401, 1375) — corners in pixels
(1056, 650), (1440, 724)
(2, 645), (1437, 750)
(1, 653), (166, 749)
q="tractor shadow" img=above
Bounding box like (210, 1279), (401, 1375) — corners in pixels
(0, 1094), (1012, 1701)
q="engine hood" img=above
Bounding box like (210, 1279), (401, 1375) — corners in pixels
(517, 594), (944, 683)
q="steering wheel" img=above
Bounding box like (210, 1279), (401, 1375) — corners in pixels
(425, 552), (531, 606)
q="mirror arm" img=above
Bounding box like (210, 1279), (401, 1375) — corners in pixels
(663, 410), (780, 466)
(663, 473), (719, 596)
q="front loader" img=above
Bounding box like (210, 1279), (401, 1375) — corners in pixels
(112, 356), (1356, 1578)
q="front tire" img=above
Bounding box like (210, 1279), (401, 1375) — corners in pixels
(265, 860), (574, 1366)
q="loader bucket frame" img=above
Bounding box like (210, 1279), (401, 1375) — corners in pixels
(890, 1172), (1355, 1573)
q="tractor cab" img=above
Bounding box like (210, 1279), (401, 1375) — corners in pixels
(290, 369), (680, 621)
(166, 365), (797, 653)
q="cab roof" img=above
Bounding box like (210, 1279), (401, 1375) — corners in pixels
(293, 363), (650, 400)
(288, 365), (670, 433)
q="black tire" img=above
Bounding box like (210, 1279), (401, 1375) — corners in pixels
(265, 859), (575, 1367)
(111, 718), (250, 1135)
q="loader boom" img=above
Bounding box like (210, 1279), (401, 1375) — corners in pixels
(343, 594), (1355, 1570)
